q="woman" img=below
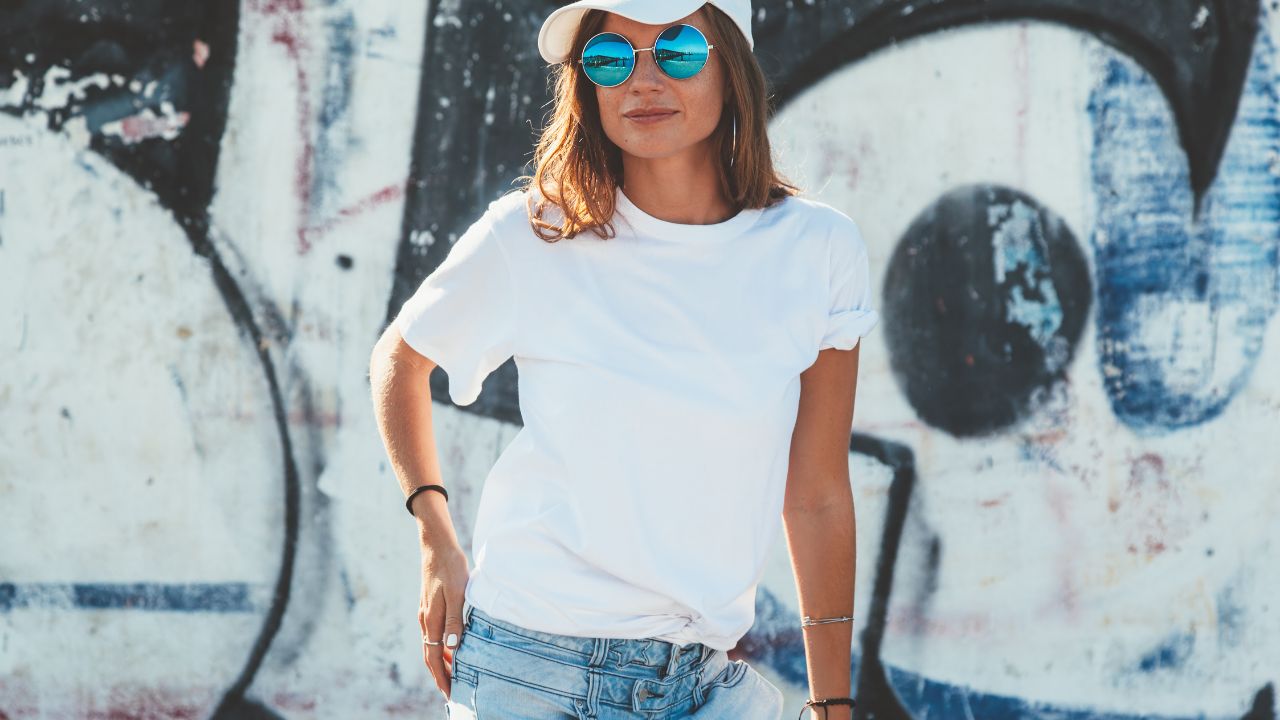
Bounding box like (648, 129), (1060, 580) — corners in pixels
(369, 0), (878, 717)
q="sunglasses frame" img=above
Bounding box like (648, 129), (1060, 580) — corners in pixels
(576, 23), (717, 88)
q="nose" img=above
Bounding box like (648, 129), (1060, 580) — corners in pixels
(629, 47), (665, 89)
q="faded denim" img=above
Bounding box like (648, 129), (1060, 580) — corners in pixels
(445, 602), (784, 719)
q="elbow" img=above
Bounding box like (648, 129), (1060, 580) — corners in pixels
(371, 323), (436, 376)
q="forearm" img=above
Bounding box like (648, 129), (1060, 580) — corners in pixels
(369, 336), (461, 549)
(782, 498), (856, 720)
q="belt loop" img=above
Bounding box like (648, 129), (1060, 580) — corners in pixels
(661, 642), (682, 679)
(463, 601), (473, 627)
(582, 637), (610, 718)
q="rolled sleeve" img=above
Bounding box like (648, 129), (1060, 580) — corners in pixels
(820, 218), (880, 351)
(394, 208), (517, 405)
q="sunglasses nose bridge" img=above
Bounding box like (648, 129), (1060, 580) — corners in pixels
(629, 46), (664, 83)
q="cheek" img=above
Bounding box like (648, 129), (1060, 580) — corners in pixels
(595, 89), (617, 130)
(687, 83), (725, 130)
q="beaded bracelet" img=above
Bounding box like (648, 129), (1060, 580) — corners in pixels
(799, 696), (855, 719)
(404, 483), (449, 516)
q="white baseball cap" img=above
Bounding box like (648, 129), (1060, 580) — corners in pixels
(537, 0), (755, 65)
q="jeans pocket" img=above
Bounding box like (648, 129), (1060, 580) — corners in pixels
(697, 658), (783, 719)
(472, 668), (581, 718)
(446, 669), (478, 719)
(705, 657), (751, 691)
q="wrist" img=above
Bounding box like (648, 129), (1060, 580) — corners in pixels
(409, 485), (448, 518)
(803, 696), (856, 720)
(411, 490), (457, 543)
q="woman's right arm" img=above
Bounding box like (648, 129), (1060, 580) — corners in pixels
(368, 324), (471, 702)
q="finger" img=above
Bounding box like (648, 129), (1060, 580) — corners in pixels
(442, 591), (466, 695)
(442, 601), (464, 669)
(418, 597), (431, 669)
(423, 596), (450, 700)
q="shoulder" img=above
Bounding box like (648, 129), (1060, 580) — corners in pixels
(758, 193), (866, 257)
(482, 186), (566, 236)
(466, 188), (539, 252)
(778, 194), (862, 235)
(480, 187), (535, 226)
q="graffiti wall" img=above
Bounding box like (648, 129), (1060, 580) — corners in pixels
(1, 0), (1276, 718)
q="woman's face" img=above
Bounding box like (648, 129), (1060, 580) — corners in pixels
(593, 8), (728, 162)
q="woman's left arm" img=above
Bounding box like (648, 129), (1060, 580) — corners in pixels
(783, 344), (863, 720)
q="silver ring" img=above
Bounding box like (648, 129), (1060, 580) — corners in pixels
(423, 636), (442, 645)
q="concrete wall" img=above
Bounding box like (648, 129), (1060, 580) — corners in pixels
(1, 1), (1276, 718)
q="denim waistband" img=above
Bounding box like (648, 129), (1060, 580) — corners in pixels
(462, 601), (714, 680)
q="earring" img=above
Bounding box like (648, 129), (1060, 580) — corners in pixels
(730, 114), (737, 168)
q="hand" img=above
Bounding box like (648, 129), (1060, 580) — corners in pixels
(417, 542), (470, 702)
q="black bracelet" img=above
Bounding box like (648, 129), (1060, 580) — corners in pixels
(799, 696), (855, 720)
(405, 484), (449, 516)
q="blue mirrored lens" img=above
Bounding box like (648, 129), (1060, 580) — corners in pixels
(582, 32), (634, 87)
(654, 25), (709, 80)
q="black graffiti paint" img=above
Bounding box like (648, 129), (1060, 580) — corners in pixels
(391, 0), (539, 425)
(392, 0), (1258, 422)
(750, 0), (1259, 215)
(881, 184), (1092, 438)
(0, 4), (301, 719)
(0, 1), (239, 236)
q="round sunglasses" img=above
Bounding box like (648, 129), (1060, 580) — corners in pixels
(578, 24), (717, 88)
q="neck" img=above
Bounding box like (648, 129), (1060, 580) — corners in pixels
(620, 142), (735, 225)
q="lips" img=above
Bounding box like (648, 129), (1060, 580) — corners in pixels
(624, 109), (677, 119)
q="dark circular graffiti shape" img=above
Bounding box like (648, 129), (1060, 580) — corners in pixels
(881, 184), (1092, 438)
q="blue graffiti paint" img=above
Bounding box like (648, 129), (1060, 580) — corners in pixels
(1216, 578), (1247, 650)
(886, 661), (1201, 720)
(0, 582), (261, 612)
(753, 585), (1213, 720)
(313, 6), (357, 217)
(990, 198), (1069, 366)
(1137, 632), (1196, 673)
(1087, 22), (1280, 433)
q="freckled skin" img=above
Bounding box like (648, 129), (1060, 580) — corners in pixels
(589, 7), (734, 225)
(594, 8), (727, 163)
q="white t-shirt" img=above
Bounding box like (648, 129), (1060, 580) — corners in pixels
(394, 184), (879, 651)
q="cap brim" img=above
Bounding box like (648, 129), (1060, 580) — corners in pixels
(537, 0), (709, 64)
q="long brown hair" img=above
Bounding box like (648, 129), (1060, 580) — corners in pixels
(515, 4), (800, 242)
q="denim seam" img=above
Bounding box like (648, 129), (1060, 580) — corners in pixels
(472, 618), (595, 659)
(472, 667), (581, 701)
(451, 660), (480, 686)
(705, 659), (749, 691)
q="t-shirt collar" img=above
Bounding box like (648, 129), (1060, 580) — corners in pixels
(614, 185), (764, 241)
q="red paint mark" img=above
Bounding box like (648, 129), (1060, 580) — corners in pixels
(248, 1), (408, 255)
(1044, 478), (1079, 619)
(1128, 453), (1166, 484)
(252, 0), (304, 14)
(302, 180), (407, 243)
(270, 691), (318, 711)
(979, 492), (1010, 508)
(1028, 429), (1068, 443)
(843, 134), (872, 192)
(0, 676), (211, 718)
(1120, 452), (1183, 558)
(245, 0), (318, 255)
(1014, 22), (1030, 186)
(114, 111), (191, 143)
(192, 40), (210, 68)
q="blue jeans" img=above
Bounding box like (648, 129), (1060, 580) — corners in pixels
(446, 602), (784, 719)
